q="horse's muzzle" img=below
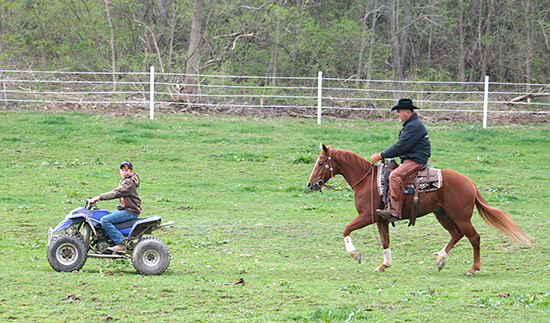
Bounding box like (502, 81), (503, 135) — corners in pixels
(307, 180), (324, 191)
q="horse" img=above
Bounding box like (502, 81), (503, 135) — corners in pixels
(307, 144), (530, 275)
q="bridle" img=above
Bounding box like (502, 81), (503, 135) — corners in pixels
(314, 153), (335, 191)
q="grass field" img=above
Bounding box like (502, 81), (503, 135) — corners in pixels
(0, 111), (549, 322)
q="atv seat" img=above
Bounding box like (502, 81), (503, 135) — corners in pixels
(114, 216), (161, 230)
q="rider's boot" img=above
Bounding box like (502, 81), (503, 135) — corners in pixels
(376, 200), (399, 222)
(376, 209), (399, 222)
(107, 241), (127, 254)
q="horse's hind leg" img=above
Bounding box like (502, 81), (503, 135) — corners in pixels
(433, 207), (464, 271)
(440, 206), (481, 275)
(459, 225), (481, 275)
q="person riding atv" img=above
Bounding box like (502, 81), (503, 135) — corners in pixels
(88, 161), (141, 254)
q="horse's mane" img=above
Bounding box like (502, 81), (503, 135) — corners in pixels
(331, 148), (372, 170)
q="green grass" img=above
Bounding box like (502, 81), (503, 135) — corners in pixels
(0, 111), (549, 322)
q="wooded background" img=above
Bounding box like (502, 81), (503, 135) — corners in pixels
(1, 0), (549, 86)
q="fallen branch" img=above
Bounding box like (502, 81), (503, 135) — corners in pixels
(507, 84), (550, 104)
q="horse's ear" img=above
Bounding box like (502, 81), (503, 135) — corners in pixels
(322, 144), (329, 153)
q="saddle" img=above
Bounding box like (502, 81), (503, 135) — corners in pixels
(377, 159), (443, 226)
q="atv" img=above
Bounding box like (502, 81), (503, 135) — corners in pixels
(47, 202), (174, 275)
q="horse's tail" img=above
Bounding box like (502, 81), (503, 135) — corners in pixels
(475, 189), (531, 246)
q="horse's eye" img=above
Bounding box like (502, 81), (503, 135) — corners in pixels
(318, 163), (323, 167)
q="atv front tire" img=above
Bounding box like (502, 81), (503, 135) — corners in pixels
(131, 236), (171, 275)
(47, 232), (88, 272)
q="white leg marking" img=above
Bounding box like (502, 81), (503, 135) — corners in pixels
(344, 236), (357, 254)
(436, 244), (448, 271)
(383, 248), (392, 267)
(436, 244), (448, 259)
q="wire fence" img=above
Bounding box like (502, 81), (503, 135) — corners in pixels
(1, 69), (549, 124)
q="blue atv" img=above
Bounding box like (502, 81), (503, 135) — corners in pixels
(47, 202), (174, 275)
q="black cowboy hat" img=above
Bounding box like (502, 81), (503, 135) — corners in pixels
(390, 98), (418, 111)
(120, 160), (133, 170)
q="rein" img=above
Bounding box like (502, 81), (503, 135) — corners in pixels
(321, 152), (374, 191)
(321, 151), (377, 226)
(371, 164), (376, 225)
(351, 165), (373, 188)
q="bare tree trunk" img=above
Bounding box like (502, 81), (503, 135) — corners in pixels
(156, 0), (168, 46)
(184, 0), (204, 94)
(366, 0), (379, 82)
(357, 4), (370, 78)
(104, 0), (116, 91)
(167, 0), (178, 73)
(458, 0), (466, 83)
(525, 0), (535, 89)
(388, 0), (403, 95)
(399, 0), (413, 73)
(291, 0), (304, 78)
(427, 4), (433, 78)
(270, 0), (283, 86)
(477, 0), (493, 82)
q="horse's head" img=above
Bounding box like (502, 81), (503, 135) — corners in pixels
(307, 144), (339, 191)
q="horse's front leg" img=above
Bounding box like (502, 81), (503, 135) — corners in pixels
(343, 236), (362, 263)
(342, 213), (373, 264)
(374, 221), (392, 272)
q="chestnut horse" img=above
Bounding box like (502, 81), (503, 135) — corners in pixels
(307, 145), (530, 275)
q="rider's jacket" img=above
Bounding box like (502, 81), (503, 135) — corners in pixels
(380, 113), (431, 165)
(98, 173), (142, 216)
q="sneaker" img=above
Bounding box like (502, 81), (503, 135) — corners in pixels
(376, 209), (399, 222)
(106, 242), (127, 254)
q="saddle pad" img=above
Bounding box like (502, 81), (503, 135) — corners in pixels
(377, 164), (443, 196)
(414, 167), (443, 192)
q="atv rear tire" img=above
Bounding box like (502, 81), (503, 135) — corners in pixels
(131, 236), (171, 275)
(47, 232), (88, 272)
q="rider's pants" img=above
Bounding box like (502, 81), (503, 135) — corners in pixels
(100, 210), (137, 245)
(388, 160), (421, 218)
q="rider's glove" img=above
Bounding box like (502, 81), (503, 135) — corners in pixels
(370, 153), (382, 164)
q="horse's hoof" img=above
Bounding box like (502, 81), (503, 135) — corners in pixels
(350, 252), (362, 264)
(464, 271), (475, 276)
(437, 260), (445, 271)
(374, 266), (386, 272)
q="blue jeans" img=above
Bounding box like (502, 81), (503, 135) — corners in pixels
(100, 210), (137, 245)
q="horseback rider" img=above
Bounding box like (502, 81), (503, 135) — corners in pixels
(370, 99), (431, 222)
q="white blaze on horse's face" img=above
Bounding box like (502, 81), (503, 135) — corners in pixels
(307, 155), (332, 191)
(307, 156), (324, 191)
(309, 156), (320, 182)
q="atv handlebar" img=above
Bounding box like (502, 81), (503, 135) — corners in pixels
(85, 199), (98, 210)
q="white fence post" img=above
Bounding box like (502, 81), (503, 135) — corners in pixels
(317, 71), (323, 125)
(150, 65), (155, 120)
(483, 75), (489, 129)
(1, 77), (5, 102)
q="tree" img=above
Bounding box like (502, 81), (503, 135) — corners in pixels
(1, 0), (550, 85)
(525, 0), (535, 86)
(184, 0), (204, 93)
(270, 0), (284, 85)
(104, 0), (117, 90)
